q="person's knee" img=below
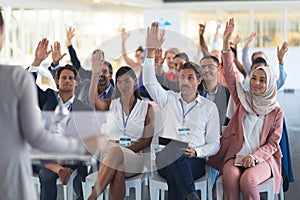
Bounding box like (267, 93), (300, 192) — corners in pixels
(39, 167), (58, 183)
(239, 172), (257, 191)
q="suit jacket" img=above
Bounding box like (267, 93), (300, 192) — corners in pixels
(31, 71), (92, 111)
(38, 86), (91, 111)
(207, 52), (283, 194)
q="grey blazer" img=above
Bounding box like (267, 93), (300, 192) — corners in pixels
(0, 65), (84, 200)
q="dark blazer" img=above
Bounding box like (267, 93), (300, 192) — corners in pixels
(37, 87), (92, 111)
(30, 71), (92, 111)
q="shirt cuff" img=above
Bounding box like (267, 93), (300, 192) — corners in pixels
(28, 66), (39, 73)
(50, 64), (60, 71)
(144, 58), (154, 66)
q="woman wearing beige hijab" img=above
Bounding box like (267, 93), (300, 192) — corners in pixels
(0, 11), (102, 200)
(208, 18), (283, 200)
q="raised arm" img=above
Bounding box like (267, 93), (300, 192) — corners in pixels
(32, 38), (51, 67)
(121, 28), (142, 75)
(154, 48), (180, 92)
(276, 42), (288, 89)
(66, 27), (81, 70)
(143, 22), (170, 107)
(232, 35), (247, 78)
(47, 41), (67, 77)
(199, 23), (210, 56)
(242, 32), (257, 74)
(211, 19), (222, 50)
(88, 50), (111, 111)
(222, 18), (240, 106)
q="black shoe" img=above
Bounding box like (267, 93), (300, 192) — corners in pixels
(186, 192), (200, 200)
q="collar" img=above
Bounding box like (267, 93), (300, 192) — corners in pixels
(177, 92), (201, 104)
(99, 83), (112, 99)
(203, 83), (218, 95)
(57, 95), (75, 109)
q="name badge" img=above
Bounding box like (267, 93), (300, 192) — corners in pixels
(177, 127), (191, 137)
(119, 137), (131, 147)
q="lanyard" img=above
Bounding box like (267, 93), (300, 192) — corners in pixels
(67, 103), (72, 111)
(121, 98), (137, 136)
(179, 99), (198, 126)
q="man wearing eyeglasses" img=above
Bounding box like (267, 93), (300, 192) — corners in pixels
(198, 55), (230, 131)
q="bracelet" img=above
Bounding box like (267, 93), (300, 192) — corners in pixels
(221, 49), (231, 53)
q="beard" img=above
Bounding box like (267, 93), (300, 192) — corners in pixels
(98, 76), (108, 87)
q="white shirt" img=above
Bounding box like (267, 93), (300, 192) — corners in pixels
(237, 113), (264, 156)
(143, 58), (220, 158)
(105, 98), (148, 141)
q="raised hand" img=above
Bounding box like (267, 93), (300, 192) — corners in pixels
(51, 41), (67, 66)
(198, 23), (206, 37)
(154, 48), (165, 75)
(66, 27), (76, 46)
(244, 32), (257, 48)
(223, 18), (234, 50)
(32, 38), (51, 66)
(121, 28), (130, 42)
(91, 49), (105, 77)
(277, 42), (288, 65)
(233, 35), (241, 47)
(145, 22), (165, 58)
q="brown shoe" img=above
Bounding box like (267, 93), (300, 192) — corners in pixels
(58, 167), (73, 185)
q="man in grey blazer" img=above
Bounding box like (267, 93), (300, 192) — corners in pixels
(198, 55), (230, 131)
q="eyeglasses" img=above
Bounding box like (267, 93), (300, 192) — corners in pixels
(200, 63), (218, 70)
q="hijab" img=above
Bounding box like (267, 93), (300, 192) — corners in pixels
(236, 66), (277, 116)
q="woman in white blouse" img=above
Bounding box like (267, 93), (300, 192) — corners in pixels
(88, 51), (154, 200)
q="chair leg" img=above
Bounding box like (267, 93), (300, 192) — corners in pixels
(136, 184), (142, 200)
(279, 185), (285, 200)
(216, 177), (223, 200)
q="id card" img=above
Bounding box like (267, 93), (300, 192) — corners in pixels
(177, 127), (191, 137)
(119, 137), (131, 147)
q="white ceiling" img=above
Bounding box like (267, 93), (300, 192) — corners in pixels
(2, 0), (300, 11)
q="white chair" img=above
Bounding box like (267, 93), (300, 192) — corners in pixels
(32, 169), (78, 200)
(216, 175), (284, 200)
(149, 169), (210, 200)
(149, 143), (212, 200)
(83, 171), (147, 200)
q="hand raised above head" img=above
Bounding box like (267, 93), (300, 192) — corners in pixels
(277, 41), (288, 65)
(198, 23), (206, 37)
(223, 18), (235, 50)
(146, 22), (165, 57)
(66, 27), (76, 46)
(32, 38), (51, 66)
(121, 28), (130, 41)
(91, 49), (104, 76)
(51, 41), (67, 66)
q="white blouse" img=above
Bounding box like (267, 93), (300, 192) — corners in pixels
(237, 113), (265, 156)
(105, 98), (148, 141)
